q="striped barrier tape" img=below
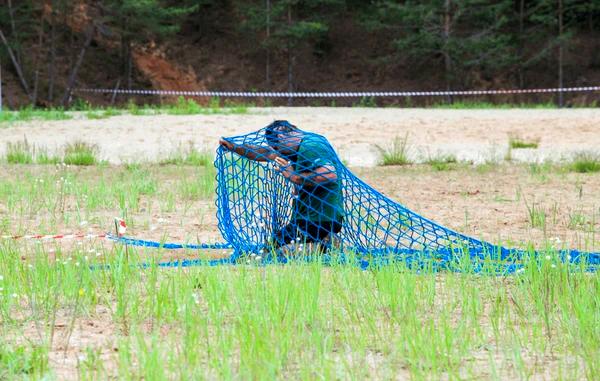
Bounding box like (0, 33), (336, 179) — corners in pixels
(74, 85), (600, 98)
(1, 233), (108, 241)
(1, 218), (231, 250)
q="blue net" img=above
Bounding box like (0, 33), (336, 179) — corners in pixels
(214, 121), (599, 271)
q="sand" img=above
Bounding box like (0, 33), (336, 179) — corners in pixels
(1, 107), (600, 166)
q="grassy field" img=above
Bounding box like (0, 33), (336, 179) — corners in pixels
(0, 156), (599, 379)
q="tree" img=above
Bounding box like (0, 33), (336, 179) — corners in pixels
(98, 0), (198, 89)
(362, 0), (514, 98)
(235, 0), (344, 101)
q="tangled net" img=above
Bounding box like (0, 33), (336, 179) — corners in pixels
(215, 122), (598, 272)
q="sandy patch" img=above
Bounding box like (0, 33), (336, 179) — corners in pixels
(1, 108), (600, 166)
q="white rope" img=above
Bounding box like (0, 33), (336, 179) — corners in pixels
(74, 86), (600, 98)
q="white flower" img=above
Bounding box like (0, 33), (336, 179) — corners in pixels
(545, 255), (551, 260)
(79, 221), (88, 226)
(11, 293), (17, 298)
(551, 264), (557, 268)
(0, 275), (3, 281)
(516, 268), (525, 274)
(0, 287), (3, 291)
(256, 256), (262, 261)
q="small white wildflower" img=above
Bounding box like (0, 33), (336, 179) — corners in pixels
(516, 268), (525, 274)
(0, 287), (3, 291)
(75, 262), (80, 267)
(11, 293), (17, 298)
(259, 249), (265, 254)
(62, 261), (68, 265)
(256, 256), (262, 261)
(95, 252), (101, 257)
(551, 264), (557, 268)
(567, 255), (571, 260)
(84, 256), (89, 261)
(0, 275), (3, 281)
(27, 264), (33, 269)
(80, 220), (88, 226)
(545, 255), (551, 260)
(78, 355), (86, 362)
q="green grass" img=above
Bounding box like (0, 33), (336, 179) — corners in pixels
(571, 152), (600, 173)
(0, 106), (72, 124)
(378, 133), (411, 166)
(63, 141), (99, 166)
(0, 164), (598, 379)
(6, 139), (34, 164)
(160, 142), (213, 166)
(426, 153), (458, 171)
(509, 136), (539, 149)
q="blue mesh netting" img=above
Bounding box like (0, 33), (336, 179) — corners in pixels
(214, 121), (599, 271)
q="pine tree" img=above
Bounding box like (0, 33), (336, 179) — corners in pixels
(235, 0), (344, 98)
(362, 0), (514, 96)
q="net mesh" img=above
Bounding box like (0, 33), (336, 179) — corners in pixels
(215, 121), (501, 262)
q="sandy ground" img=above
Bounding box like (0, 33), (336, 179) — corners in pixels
(1, 108), (600, 166)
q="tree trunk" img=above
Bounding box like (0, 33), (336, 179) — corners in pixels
(32, 17), (46, 106)
(62, 25), (95, 107)
(48, 0), (57, 103)
(442, 0), (453, 104)
(518, 0), (525, 89)
(110, 78), (121, 105)
(7, 0), (21, 67)
(127, 43), (133, 90)
(0, 28), (32, 100)
(558, 0), (564, 107)
(287, 4), (293, 106)
(265, 0), (271, 86)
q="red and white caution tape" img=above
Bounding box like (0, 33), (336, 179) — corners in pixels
(74, 85), (600, 98)
(1, 233), (107, 241)
(1, 218), (127, 242)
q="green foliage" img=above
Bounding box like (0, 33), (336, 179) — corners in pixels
(6, 139), (34, 164)
(364, 0), (514, 87)
(236, 0), (344, 56)
(100, 0), (198, 43)
(63, 141), (99, 166)
(160, 142), (213, 166)
(0, 107), (72, 124)
(426, 153), (457, 171)
(378, 133), (411, 166)
(570, 152), (600, 173)
(509, 136), (539, 149)
(0, 345), (49, 379)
